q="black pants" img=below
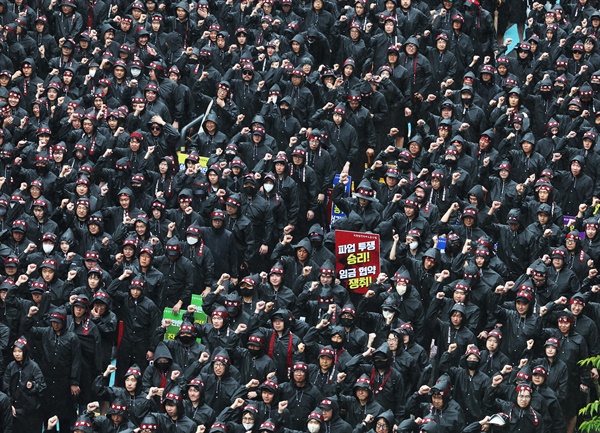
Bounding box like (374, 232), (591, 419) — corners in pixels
(116, 339), (149, 386)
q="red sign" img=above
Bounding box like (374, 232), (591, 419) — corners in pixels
(335, 230), (380, 295)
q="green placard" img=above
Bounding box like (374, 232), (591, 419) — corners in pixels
(163, 295), (207, 341)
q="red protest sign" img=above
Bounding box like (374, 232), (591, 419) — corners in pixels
(335, 230), (380, 295)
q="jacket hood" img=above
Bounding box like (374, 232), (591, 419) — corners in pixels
(331, 210), (365, 231)
(212, 348), (231, 371)
(571, 154), (586, 167)
(203, 111), (219, 130)
(521, 132), (535, 146)
(270, 308), (291, 329)
(308, 223), (324, 238)
(154, 341), (174, 363)
(372, 343), (393, 364)
(449, 303), (466, 319)
(405, 37), (419, 50)
(376, 409), (396, 428)
(13, 336), (29, 359)
(292, 237), (312, 257)
(423, 248), (440, 262)
(467, 185), (486, 210)
(291, 34), (305, 45)
(319, 396), (341, 420)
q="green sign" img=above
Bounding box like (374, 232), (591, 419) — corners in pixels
(163, 294), (207, 341)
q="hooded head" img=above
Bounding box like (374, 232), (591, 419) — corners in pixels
(49, 306), (67, 329)
(372, 343), (392, 370)
(12, 336), (29, 361)
(163, 385), (185, 417)
(106, 400), (129, 422)
(212, 348), (231, 377)
(153, 342), (174, 373)
(270, 308), (290, 331)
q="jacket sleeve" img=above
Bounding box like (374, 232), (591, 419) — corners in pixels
(332, 181), (352, 215)
(0, 394), (12, 433)
(26, 361), (47, 397)
(70, 335), (82, 386)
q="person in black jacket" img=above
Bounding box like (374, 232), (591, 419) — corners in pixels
(107, 274), (162, 385)
(485, 204), (537, 280)
(554, 154), (595, 217)
(479, 329), (511, 379)
(279, 362), (323, 430)
(153, 237), (195, 312)
(183, 376), (216, 428)
(439, 345), (491, 423)
(199, 348), (244, 416)
(92, 363), (156, 426)
(333, 174), (383, 232)
(2, 336), (45, 432)
(405, 375), (466, 433)
(345, 344), (406, 423)
(148, 385), (198, 433)
(67, 295), (103, 412)
(318, 397), (352, 433)
(23, 305), (82, 430)
(484, 380), (544, 433)
(539, 309), (591, 433)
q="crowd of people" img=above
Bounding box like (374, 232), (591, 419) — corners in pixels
(0, 0), (597, 431)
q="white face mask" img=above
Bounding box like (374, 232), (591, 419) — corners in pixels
(186, 236), (199, 246)
(42, 244), (54, 254)
(409, 241), (419, 250)
(396, 284), (407, 296)
(131, 68), (141, 78)
(89, 68), (97, 77)
(307, 424), (320, 433)
(264, 183), (274, 193)
(242, 423), (254, 431)
(382, 310), (394, 320)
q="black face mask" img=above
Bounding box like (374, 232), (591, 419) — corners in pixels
(466, 360), (479, 370)
(592, 83), (600, 92)
(373, 359), (388, 370)
(243, 186), (256, 196)
(541, 90), (552, 98)
(227, 306), (240, 317)
(155, 362), (170, 372)
(331, 340), (343, 350)
(447, 244), (461, 255)
(280, 107), (290, 116)
(248, 347), (261, 357)
(340, 317), (354, 328)
(36, 165), (48, 175)
(444, 158), (457, 167)
(461, 97), (472, 106)
(179, 335), (195, 345)
(310, 238), (323, 248)
(569, 109), (580, 118)
(239, 288), (253, 297)
(225, 152), (235, 161)
(397, 160), (411, 169)
(554, 85), (564, 94)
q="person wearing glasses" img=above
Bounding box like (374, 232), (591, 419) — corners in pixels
(352, 409), (394, 433)
(484, 378), (544, 433)
(562, 230), (592, 282)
